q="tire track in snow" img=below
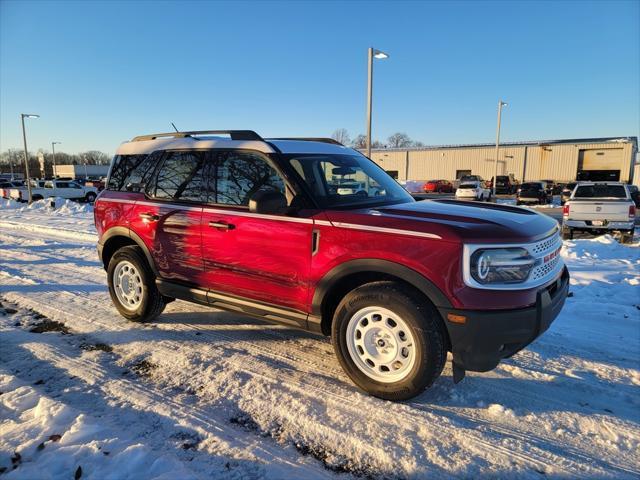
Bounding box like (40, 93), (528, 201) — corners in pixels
(2, 221), (639, 478)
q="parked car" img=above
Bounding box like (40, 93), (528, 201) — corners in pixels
(490, 175), (517, 194)
(516, 182), (551, 205)
(9, 179), (98, 203)
(562, 182), (636, 243)
(85, 178), (106, 192)
(455, 181), (491, 201)
(423, 179), (454, 193)
(0, 180), (24, 198)
(628, 185), (640, 208)
(560, 182), (578, 205)
(95, 129), (568, 401)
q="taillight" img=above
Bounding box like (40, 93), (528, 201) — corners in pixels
(630, 204), (636, 219)
(563, 204), (570, 217)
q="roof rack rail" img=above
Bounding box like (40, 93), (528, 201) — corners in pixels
(268, 137), (344, 146)
(131, 130), (263, 142)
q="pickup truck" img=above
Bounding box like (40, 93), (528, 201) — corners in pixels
(9, 179), (98, 203)
(562, 182), (636, 243)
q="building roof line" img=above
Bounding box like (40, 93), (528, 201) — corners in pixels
(367, 136), (638, 152)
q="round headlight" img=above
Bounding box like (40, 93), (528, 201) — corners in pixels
(477, 252), (491, 280)
(470, 247), (535, 285)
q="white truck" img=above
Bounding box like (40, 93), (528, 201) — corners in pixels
(9, 179), (98, 203)
(562, 182), (636, 243)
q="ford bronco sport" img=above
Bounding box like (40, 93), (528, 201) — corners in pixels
(95, 130), (569, 400)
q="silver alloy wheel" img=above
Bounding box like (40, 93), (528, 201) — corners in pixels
(345, 306), (417, 383)
(113, 260), (143, 311)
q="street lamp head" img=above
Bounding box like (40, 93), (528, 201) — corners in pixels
(52, 141), (61, 145)
(21, 114), (40, 119)
(373, 49), (389, 59)
(500, 101), (508, 107)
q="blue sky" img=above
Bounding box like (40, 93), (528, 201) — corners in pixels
(1, 0), (638, 154)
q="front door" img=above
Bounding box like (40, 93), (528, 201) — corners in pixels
(200, 150), (313, 313)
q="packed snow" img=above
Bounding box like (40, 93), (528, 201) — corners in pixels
(0, 199), (639, 479)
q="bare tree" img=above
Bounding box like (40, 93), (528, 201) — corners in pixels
(331, 128), (351, 145)
(352, 134), (367, 149)
(351, 134), (383, 150)
(387, 132), (413, 148)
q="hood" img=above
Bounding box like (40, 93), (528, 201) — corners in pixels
(339, 199), (558, 243)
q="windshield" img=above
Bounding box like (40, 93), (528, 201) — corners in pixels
(573, 185), (627, 198)
(284, 153), (414, 208)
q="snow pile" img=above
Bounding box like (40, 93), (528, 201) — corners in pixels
(0, 374), (197, 479)
(0, 197), (93, 215)
(0, 205), (639, 478)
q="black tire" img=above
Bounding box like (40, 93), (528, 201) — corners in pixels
(331, 281), (447, 401)
(562, 225), (573, 240)
(107, 245), (166, 322)
(32, 195), (43, 201)
(85, 192), (97, 203)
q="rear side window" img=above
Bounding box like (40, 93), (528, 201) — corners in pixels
(107, 153), (158, 192)
(151, 151), (207, 202)
(213, 151), (285, 206)
(574, 185), (627, 198)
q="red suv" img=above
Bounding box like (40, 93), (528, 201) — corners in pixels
(423, 179), (454, 194)
(95, 130), (569, 400)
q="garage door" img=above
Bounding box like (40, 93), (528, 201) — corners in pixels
(578, 149), (623, 170)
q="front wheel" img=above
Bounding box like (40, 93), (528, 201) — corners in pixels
(107, 246), (166, 322)
(331, 281), (447, 401)
(85, 192), (97, 203)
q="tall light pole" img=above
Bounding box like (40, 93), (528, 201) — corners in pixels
(7, 149), (14, 179)
(21, 113), (39, 204)
(366, 47), (389, 158)
(51, 141), (61, 178)
(492, 100), (508, 198)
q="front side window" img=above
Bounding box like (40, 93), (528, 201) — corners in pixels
(151, 151), (206, 202)
(213, 151), (285, 206)
(286, 153), (413, 208)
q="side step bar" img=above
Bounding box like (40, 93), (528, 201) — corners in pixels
(156, 279), (321, 332)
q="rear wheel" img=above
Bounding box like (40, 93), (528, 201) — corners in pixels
(107, 246), (166, 322)
(331, 281), (447, 401)
(85, 192), (97, 203)
(562, 225), (573, 240)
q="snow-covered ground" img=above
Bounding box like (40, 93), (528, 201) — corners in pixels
(1, 199), (639, 479)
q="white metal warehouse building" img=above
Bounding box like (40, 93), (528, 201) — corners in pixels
(369, 137), (637, 184)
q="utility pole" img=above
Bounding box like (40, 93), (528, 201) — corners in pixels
(21, 113), (39, 203)
(493, 100), (508, 198)
(51, 141), (61, 178)
(365, 47), (389, 159)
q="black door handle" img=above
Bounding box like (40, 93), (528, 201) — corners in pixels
(209, 221), (235, 230)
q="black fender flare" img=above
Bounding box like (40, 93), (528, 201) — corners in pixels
(311, 259), (452, 318)
(99, 227), (159, 276)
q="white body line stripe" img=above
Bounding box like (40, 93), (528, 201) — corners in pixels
(314, 220), (333, 227)
(332, 222), (442, 240)
(97, 198), (313, 224)
(97, 199), (442, 237)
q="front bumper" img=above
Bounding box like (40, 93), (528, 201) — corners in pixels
(438, 267), (569, 372)
(564, 220), (634, 230)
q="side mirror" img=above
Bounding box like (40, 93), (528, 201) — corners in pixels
(249, 189), (287, 214)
